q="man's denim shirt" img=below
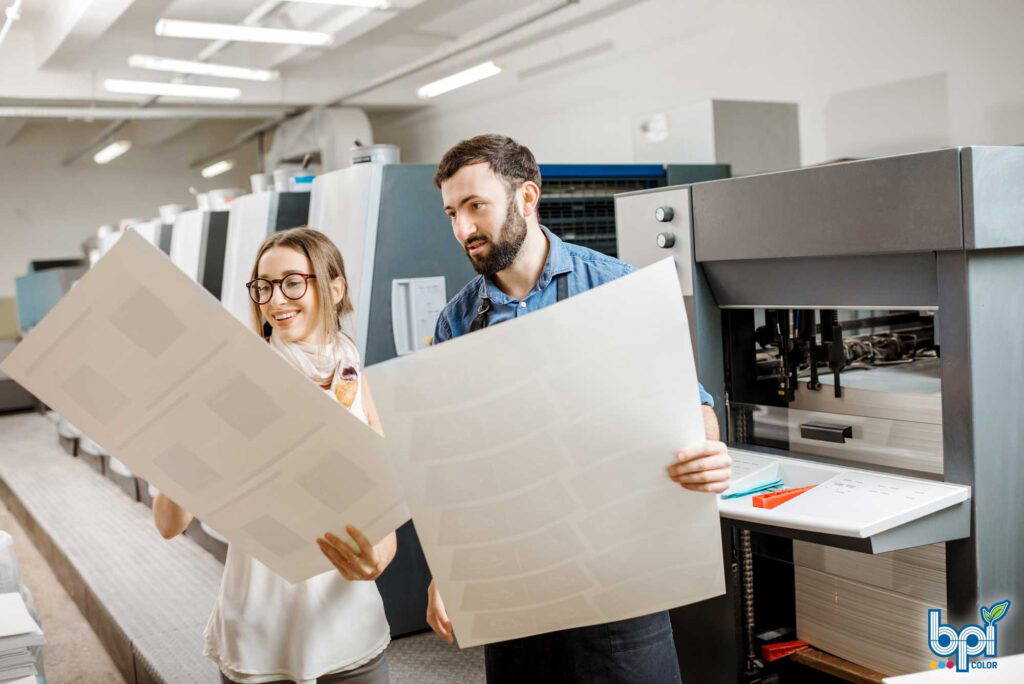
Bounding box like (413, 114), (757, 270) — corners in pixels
(433, 226), (714, 406)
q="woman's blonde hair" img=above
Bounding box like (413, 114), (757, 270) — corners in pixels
(248, 227), (353, 341)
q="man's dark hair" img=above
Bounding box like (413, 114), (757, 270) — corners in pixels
(434, 134), (541, 191)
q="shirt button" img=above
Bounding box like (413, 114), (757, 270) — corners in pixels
(519, 301), (527, 308)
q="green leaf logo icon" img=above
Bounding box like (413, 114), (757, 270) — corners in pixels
(981, 600), (1011, 625)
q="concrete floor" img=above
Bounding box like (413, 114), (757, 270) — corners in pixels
(1, 495), (125, 683)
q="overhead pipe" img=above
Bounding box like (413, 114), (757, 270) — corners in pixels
(3, 106), (295, 120)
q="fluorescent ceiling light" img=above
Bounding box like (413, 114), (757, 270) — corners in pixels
(201, 160), (235, 178)
(286, 0), (388, 7)
(128, 54), (279, 82)
(417, 61), (502, 98)
(93, 140), (132, 164)
(105, 79), (241, 100)
(155, 18), (332, 47)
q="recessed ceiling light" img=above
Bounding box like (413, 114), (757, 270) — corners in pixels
(93, 140), (132, 164)
(128, 54), (279, 82)
(201, 160), (235, 178)
(155, 18), (332, 47)
(104, 79), (241, 100)
(417, 61), (502, 99)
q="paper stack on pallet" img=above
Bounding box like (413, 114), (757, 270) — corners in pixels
(0, 592), (44, 683)
(794, 541), (946, 675)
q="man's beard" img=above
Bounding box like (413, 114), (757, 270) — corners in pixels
(465, 195), (528, 276)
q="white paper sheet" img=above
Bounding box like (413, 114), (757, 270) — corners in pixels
(1, 230), (410, 583)
(366, 258), (725, 648)
(1, 676), (39, 684)
(0, 593), (42, 639)
(391, 276), (447, 356)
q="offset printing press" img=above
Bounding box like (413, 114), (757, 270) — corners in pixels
(309, 162), (474, 637)
(131, 217), (176, 256)
(615, 146), (1023, 681)
(220, 190), (311, 325)
(169, 208), (231, 302)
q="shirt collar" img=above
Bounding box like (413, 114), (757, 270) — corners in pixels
(478, 225), (574, 305)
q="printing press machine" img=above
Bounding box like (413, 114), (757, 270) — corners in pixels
(615, 146), (1023, 681)
(220, 190), (312, 325)
(131, 217), (175, 257)
(308, 162), (472, 637)
(169, 208), (231, 302)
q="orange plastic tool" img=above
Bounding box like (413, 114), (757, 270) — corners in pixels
(761, 639), (810, 662)
(753, 485), (816, 509)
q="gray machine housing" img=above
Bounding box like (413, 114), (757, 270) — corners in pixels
(220, 190), (312, 327)
(615, 146), (1024, 681)
(338, 165), (476, 636)
(198, 212), (230, 301)
(362, 166), (477, 364)
(168, 209), (230, 301)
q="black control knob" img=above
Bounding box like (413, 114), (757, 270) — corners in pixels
(655, 206), (674, 222)
(657, 232), (676, 248)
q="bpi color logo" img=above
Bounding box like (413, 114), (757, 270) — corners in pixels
(928, 601), (1011, 672)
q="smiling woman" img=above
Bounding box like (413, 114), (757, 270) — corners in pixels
(247, 228), (353, 345)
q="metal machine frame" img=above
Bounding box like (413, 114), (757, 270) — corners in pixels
(616, 146), (1024, 681)
(539, 163), (730, 257)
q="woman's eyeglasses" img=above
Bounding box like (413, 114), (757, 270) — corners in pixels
(246, 273), (316, 305)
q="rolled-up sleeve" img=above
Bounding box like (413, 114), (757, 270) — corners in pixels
(432, 312), (453, 345)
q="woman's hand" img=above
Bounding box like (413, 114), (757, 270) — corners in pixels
(317, 526), (396, 581)
(426, 579), (454, 645)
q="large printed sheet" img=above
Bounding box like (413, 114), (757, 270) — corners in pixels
(1, 230), (409, 583)
(366, 258), (725, 647)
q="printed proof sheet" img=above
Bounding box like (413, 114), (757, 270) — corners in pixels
(1, 230), (409, 583)
(366, 258), (725, 648)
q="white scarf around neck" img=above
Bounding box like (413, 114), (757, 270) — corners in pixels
(268, 328), (355, 389)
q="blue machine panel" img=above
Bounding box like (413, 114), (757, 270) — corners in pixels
(15, 265), (85, 332)
(538, 163), (729, 257)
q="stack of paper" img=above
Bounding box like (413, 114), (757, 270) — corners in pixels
(0, 593), (44, 682)
(793, 541), (946, 675)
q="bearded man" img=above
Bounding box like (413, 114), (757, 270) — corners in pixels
(425, 134), (731, 683)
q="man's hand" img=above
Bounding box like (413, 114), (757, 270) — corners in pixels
(317, 526), (394, 581)
(426, 579), (454, 645)
(668, 440), (731, 494)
